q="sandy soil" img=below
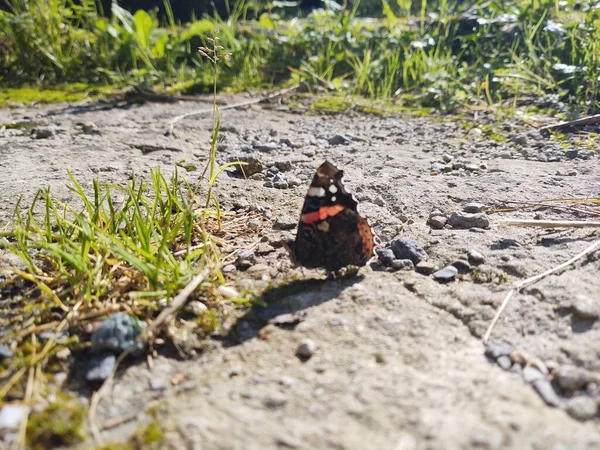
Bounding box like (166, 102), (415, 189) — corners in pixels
(1, 96), (600, 449)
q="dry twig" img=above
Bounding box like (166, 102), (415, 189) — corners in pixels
(540, 113), (600, 133)
(483, 239), (600, 344)
(165, 85), (299, 136)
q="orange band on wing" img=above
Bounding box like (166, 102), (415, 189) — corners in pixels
(302, 204), (345, 224)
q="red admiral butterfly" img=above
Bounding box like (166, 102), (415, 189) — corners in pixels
(285, 161), (375, 271)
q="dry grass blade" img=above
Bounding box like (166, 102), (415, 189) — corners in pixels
(483, 239), (600, 344)
(88, 268), (210, 444)
(500, 219), (600, 228)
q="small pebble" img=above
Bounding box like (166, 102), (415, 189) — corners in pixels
(328, 134), (352, 145)
(452, 259), (471, 274)
(376, 248), (395, 265)
(391, 259), (414, 271)
(389, 238), (428, 264)
(432, 266), (458, 282)
(447, 211), (490, 229)
(218, 285), (240, 298)
(566, 396), (598, 420)
(248, 219), (261, 229)
(415, 261), (438, 275)
(274, 216), (297, 230)
(185, 300), (208, 316)
(91, 312), (145, 354)
(523, 366), (544, 384)
(428, 215), (447, 229)
(34, 125), (56, 139)
(532, 379), (561, 407)
(296, 339), (317, 359)
(0, 404), (29, 430)
(511, 133), (528, 146)
(86, 353), (116, 382)
(263, 393), (288, 409)
(0, 345), (13, 360)
(222, 264), (237, 273)
(554, 365), (589, 392)
(254, 143), (278, 152)
(150, 378), (168, 392)
(572, 295), (599, 320)
(565, 149), (579, 159)
(467, 249), (485, 265)
(496, 355), (512, 370)
(236, 250), (256, 268)
(442, 153), (453, 163)
(463, 202), (486, 213)
(485, 342), (512, 359)
(246, 263), (270, 273)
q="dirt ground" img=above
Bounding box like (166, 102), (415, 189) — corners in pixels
(1, 96), (600, 449)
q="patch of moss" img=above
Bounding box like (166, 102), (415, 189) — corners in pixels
(0, 84), (112, 107)
(309, 95), (352, 114)
(197, 309), (220, 335)
(94, 443), (135, 450)
(1, 120), (46, 130)
(26, 394), (87, 449)
(175, 160), (198, 172)
(133, 420), (164, 449)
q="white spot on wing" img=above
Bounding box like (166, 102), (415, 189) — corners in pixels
(307, 187), (326, 197)
(329, 185), (338, 193)
(331, 196), (337, 202)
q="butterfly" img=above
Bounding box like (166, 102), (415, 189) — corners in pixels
(285, 161), (375, 272)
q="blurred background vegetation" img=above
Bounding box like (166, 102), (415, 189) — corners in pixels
(1, 0), (599, 113)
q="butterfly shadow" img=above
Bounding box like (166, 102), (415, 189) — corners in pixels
(224, 275), (363, 346)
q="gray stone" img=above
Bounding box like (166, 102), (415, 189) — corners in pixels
(389, 238), (427, 264)
(572, 295), (599, 320)
(274, 216), (297, 230)
(485, 342), (512, 359)
(447, 211), (490, 229)
(442, 153), (453, 163)
(566, 396), (598, 420)
(263, 393), (288, 409)
(222, 264), (237, 273)
(0, 404), (29, 430)
(415, 261), (438, 275)
(296, 339), (317, 359)
(150, 378), (168, 392)
(428, 215), (446, 229)
(511, 133), (528, 146)
(34, 125), (56, 139)
(376, 248), (395, 265)
(274, 181), (289, 189)
(463, 202), (486, 213)
(523, 366), (544, 383)
(497, 355), (512, 370)
(248, 219), (261, 229)
(328, 134), (352, 145)
(510, 363), (522, 375)
(433, 266), (458, 282)
(565, 149), (579, 159)
(452, 259), (471, 274)
(0, 344), (13, 360)
(391, 259), (414, 271)
(91, 312), (145, 354)
(86, 353), (116, 382)
(532, 379), (561, 407)
(555, 365), (589, 392)
(236, 250), (256, 269)
(274, 161), (293, 172)
(467, 249), (485, 265)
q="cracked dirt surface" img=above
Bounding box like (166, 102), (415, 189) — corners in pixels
(1, 97), (599, 449)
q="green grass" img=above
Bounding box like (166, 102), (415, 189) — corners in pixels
(1, 0), (600, 113)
